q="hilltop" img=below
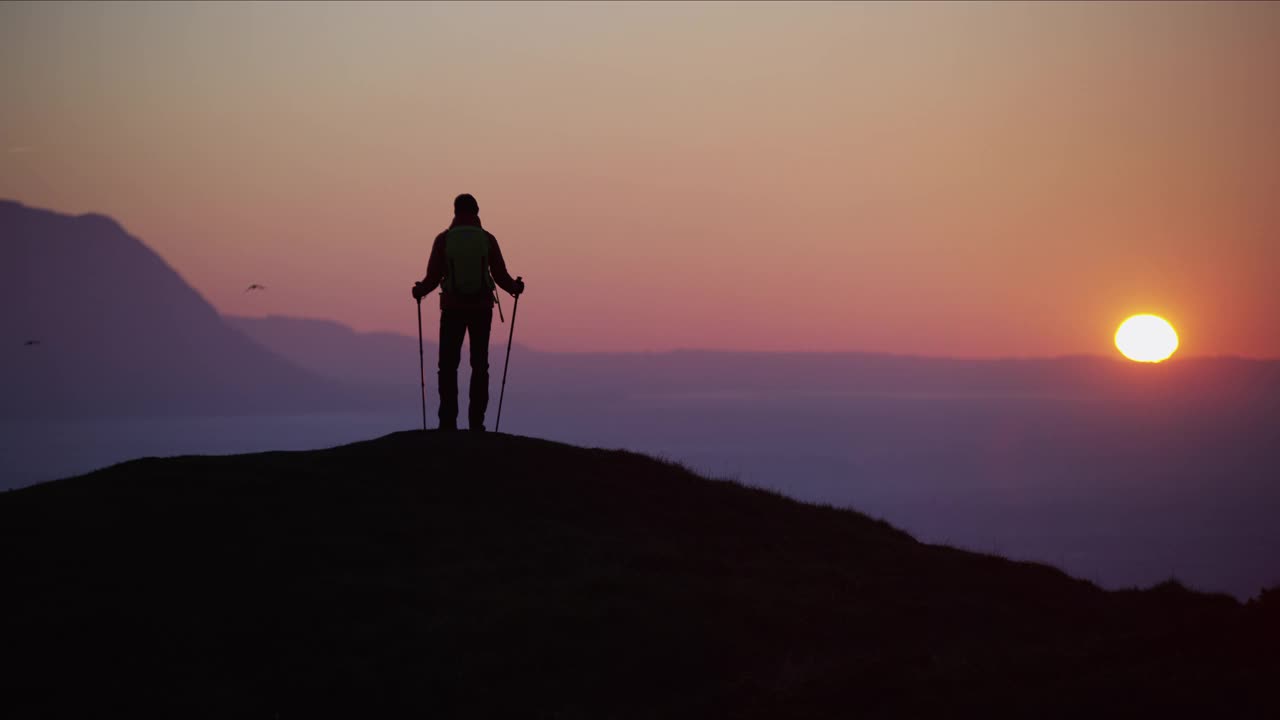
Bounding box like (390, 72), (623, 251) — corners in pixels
(2, 432), (1275, 717)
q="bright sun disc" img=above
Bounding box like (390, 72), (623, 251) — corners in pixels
(1115, 314), (1178, 362)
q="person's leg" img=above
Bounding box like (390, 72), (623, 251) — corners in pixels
(466, 306), (494, 430)
(437, 308), (467, 430)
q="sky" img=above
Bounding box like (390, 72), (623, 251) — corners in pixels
(2, 1), (1278, 356)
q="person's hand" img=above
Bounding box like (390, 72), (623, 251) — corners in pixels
(412, 282), (427, 301)
(513, 278), (525, 296)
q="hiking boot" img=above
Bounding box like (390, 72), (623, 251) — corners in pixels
(438, 421), (457, 432)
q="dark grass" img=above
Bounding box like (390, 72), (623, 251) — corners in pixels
(2, 431), (1276, 718)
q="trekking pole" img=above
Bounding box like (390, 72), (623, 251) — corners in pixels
(495, 277), (522, 433)
(416, 297), (427, 431)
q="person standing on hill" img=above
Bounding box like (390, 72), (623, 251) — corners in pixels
(412, 194), (524, 431)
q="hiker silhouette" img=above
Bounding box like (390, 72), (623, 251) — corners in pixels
(412, 194), (524, 431)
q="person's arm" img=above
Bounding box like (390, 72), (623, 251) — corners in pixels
(488, 233), (523, 296)
(413, 233), (448, 299)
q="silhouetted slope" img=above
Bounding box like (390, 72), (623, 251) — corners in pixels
(2, 433), (1275, 718)
(0, 200), (355, 417)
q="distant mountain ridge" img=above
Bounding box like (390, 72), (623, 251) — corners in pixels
(226, 314), (431, 386)
(0, 199), (358, 417)
(6, 198), (1275, 420)
(225, 312), (1279, 406)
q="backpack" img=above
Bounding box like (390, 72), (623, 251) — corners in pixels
(441, 226), (495, 298)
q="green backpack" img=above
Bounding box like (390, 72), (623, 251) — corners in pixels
(442, 226), (495, 298)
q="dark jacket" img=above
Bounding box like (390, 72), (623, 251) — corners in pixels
(418, 214), (519, 309)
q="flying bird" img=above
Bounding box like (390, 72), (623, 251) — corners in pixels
(244, 284), (267, 293)
(23, 340), (40, 346)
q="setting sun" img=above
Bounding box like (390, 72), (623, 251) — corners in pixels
(1115, 315), (1179, 363)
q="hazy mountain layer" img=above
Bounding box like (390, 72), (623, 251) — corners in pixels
(0, 200), (357, 417)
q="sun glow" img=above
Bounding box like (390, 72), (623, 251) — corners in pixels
(1115, 315), (1179, 363)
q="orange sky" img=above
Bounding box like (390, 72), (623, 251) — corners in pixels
(3, 1), (1278, 356)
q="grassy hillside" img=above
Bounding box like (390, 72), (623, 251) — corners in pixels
(2, 432), (1275, 718)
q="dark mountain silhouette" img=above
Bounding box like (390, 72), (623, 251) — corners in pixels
(3, 432), (1275, 717)
(0, 200), (361, 417)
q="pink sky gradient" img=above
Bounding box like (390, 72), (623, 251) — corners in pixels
(3, 2), (1278, 356)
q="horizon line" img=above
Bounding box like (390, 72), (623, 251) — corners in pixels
(223, 313), (1278, 364)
